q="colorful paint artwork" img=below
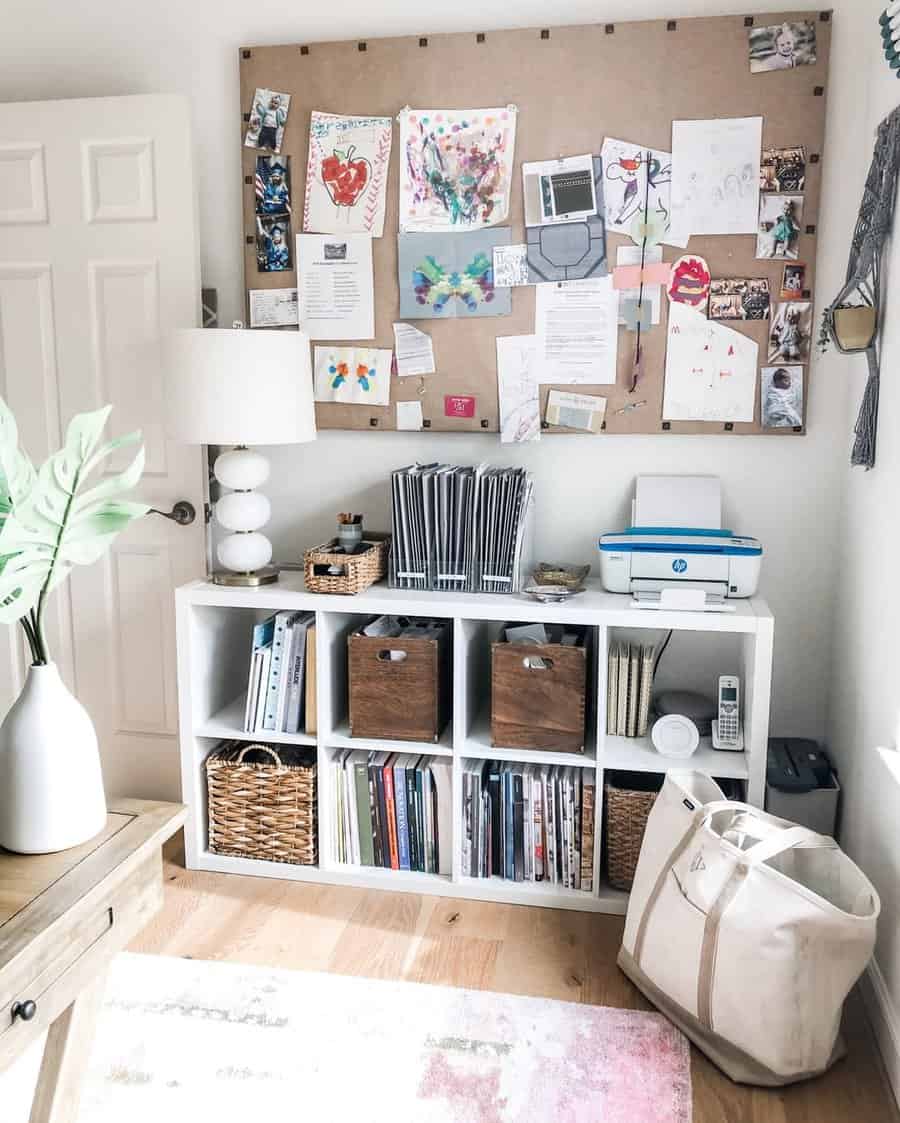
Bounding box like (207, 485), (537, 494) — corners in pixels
(667, 254), (711, 310)
(397, 229), (512, 319)
(398, 107), (517, 232)
(313, 346), (392, 405)
(304, 112), (392, 237)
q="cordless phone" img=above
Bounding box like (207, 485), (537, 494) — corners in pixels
(712, 675), (742, 750)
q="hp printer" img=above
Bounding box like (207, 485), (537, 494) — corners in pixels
(598, 476), (763, 609)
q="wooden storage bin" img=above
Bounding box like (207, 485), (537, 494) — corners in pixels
(604, 773), (663, 891)
(491, 635), (587, 751)
(348, 620), (451, 742)
(206, 741), (317, 865)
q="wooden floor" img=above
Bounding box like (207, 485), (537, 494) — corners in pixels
(132, 839), (898, 1123)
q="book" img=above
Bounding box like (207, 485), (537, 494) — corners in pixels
(545, 768), (557, 885)
(370, 752), (386, 867)
(626, 644), (640, 737)
(580, 773), (595, 890)
(263, 610), (295, 731)
(522, 764), (534, 882)
(393, 755), (412, 871)
(245, 614), (276, 732)
(637, 643), (656, 737)
(430, 757), (453, 876)
(244, 649), (263, 732)
(616, 643), (629, 737)
(503, 765), (515, 880)
(284, 613), (312, 734)
(305, 623), (317, 735)
(415, 756), (428, 873)
(485, 762), (502, 877)
(512, 769), (524, 883)
(607, 643), (619, 736)
(382, 754), (400, 870)
(254, 645), (271, 732)
(352, 751), (374, 867)
(535, 767), (547, 882)
(405, 755), (420, 873)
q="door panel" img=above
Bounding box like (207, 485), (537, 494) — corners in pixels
(0, 95), (205, 800)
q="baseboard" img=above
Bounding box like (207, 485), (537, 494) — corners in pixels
(860, 957), (900, 1106)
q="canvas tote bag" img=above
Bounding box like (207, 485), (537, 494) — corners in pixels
(618, 771), (880, 1086)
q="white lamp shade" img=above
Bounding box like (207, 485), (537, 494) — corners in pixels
(163, 329), (316, 446)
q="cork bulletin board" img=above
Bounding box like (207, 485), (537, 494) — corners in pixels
(239, 11), (831, 435)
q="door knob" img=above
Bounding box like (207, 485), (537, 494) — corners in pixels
(149, 500), (197, 526)
(11, 999), (36, 1022)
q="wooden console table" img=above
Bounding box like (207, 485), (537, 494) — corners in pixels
(0, 799), (185, 1122)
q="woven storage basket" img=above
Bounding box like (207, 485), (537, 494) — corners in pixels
(206, 742), (317, 865)
(304, 535), (389, 595)
(604, 773), (663, 891)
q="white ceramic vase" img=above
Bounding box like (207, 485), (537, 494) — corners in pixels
(0, 663), (106, 854)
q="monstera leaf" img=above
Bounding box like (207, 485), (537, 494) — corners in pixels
(0, 405), (149, 625)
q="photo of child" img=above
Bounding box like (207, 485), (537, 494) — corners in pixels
(256, 216), (291, 272)
(761, 366), (804, 428)
(749, 21), (817, 72)
(255, 156), (291, 216)
(780, 263), (806, 300)
(768, 301), (812, 363)
(757, 194), (803, 260)
(244, 89), (291, 154)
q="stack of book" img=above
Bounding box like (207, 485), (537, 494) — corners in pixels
(332, 751), (452, 875)
(606, 641), (656, 738)
(461, 761), (595, 890)
(244, 611), (316, 735)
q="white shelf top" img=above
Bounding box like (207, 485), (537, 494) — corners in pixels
(463, 710), (597, 769)
(178, 574), (771, 635)
(603, 733), (749, 780)
(197, 695), (317, 746)
(325, 721), (454, 758)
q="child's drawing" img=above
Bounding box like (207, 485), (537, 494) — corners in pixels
(398, 107), (517, 232)
(669, 117), (762, 240)
(601, 138), (684, 246)
(303, 112), (392, 237)
(313, 346), (392, 406)
(397, 229), (512, 319)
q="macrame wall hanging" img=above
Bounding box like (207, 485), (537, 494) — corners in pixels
(882, 3), (900, 76)
(821, 103), (900, 468)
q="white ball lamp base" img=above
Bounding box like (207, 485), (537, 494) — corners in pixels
(212, 447), (278, 586)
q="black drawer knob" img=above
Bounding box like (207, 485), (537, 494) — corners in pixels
(11, 999), (36, 1022)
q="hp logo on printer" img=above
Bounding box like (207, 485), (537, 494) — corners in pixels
(672, 558), (688, 574)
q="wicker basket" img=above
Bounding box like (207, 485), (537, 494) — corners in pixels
(206, 742), (317, 865)
(304, 534), (389, 595)
(604, 773), (663, 891)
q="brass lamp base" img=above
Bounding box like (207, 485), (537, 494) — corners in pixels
(212, 567), (279, 587)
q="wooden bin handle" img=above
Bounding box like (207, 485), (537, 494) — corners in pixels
(523, 655), (554, 670)
(377, 649), (408, 663)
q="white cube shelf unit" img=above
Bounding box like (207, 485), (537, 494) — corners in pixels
(176, 574), (774, 915)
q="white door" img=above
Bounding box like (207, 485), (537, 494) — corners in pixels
(0, 94), (206, 800)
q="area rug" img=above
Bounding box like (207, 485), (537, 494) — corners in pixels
(4, 953), (691, 1122)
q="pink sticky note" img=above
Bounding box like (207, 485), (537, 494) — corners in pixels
(612, 262), (673, 290)
(444, 394), (476, 418)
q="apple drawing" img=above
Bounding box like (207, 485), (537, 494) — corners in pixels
(321, 145), (371, 208)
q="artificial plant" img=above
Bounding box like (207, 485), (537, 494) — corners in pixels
(0, 399), (148, 666)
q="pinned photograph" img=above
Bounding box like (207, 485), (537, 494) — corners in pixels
(709, 278), (770, 320)
(255, 156), (291, 216)
(780, 262), (806, 300)
(244, 89), (291, 154)
(255, 216), (291, 272)
(757, 194), (803, 260)
(749, 21), (817, 72)
(768, 301), (812, 364)
(761, 365), (804, 428)
(760, 146), (806, 192)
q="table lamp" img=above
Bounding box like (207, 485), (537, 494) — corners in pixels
(164, 328), (316, 586)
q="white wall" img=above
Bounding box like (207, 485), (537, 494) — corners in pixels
(0, 0), (866, 739)
(825, 2), (900, 1094)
